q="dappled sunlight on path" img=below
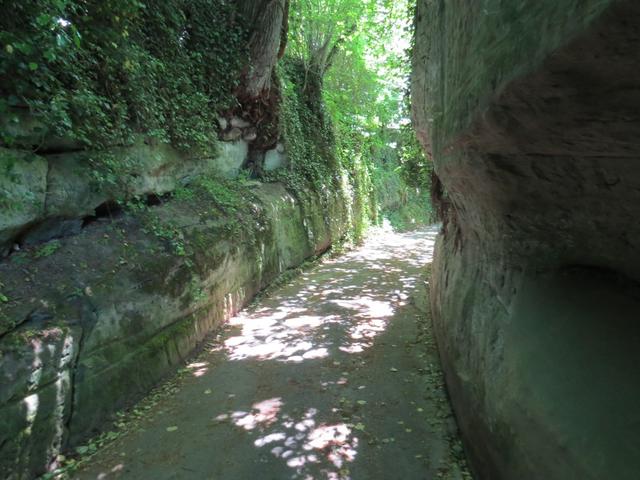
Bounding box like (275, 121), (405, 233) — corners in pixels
(223, 227), (435, 364)
(75, 226), (468, 480)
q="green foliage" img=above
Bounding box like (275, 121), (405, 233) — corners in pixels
(189, 278), (206, 303)
(87, 151), (138, 196)
(276, 60), (338, 191)
(398, 121), (433, 190)
(198, 176), (244, 213)
(284, 0), (432, 239)
(288, 0), (382, 77)
(383, 190), (434, 231)
(34, 240), (61, 258)
(0, 0), (247, 154)
(140, 173), (260, 260)
(145, 217), (187, 257)
(0, 282), (8, 303)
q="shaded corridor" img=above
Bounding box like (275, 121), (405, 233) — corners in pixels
(75, 226), (469, 480)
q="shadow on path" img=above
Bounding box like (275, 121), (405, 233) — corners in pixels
(75, 226), (470, 480)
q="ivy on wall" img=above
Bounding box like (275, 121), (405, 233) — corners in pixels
(0, 0), (247, 154)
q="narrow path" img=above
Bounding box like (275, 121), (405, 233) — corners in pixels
(75, 226), (470, 480)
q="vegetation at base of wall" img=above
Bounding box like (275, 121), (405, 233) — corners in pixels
(0, 0), (247, 155)
(34, 240), (62, 258)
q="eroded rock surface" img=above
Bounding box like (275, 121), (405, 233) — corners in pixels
(0, 182), (348, 479)
(74, 227), (470, 480)
(412, 1), (640, 479)
(0, 137), (249, 255)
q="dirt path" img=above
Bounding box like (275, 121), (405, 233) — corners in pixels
(74, 226), (470, 480)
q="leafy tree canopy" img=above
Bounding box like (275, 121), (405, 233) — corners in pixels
(288, 0), (432, 189)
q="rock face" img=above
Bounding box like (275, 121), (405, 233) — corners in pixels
(0, 150), (48, 248)
(0, 137), (249, 255)
(412, 2), (640, 479)
(0, 181), (349, 479)
(264, 144), (288, 171)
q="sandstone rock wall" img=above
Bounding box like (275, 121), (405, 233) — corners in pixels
(0, 180), (348, 479)
(0, 136), (250, 256)
(413, 1), (640, 479)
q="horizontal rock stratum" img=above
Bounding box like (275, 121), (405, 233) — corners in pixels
(412, 1), (640, 479)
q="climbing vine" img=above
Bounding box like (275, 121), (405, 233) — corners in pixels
(279, 0), (432, 238)
(0, 0), (247, 154)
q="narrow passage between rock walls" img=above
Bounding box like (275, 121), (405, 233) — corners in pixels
(74, 226), (470, 480)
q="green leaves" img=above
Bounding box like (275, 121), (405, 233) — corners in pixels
(282, 0), (427, 239)
(34, 240), (61, 258)
(0, 0), (245, 154)
(35, 13), (51, 27)
(288, 0), (415, 156)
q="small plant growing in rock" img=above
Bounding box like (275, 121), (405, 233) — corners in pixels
(34, 240), (61, 258)
(0, 282), (8, 303)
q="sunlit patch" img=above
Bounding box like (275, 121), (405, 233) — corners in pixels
(349, 317), (387, 339)
(201, 229), (437, 477)
(306, 423), (352, 447)
(224, 313), (331, 362)
(302, 348), (329, 360)
(339, 344), (364, 354)
(255, 432), (287, 447)
(216, 228), (438, 369)
(231, 398), (283, 431)
(186, 361), (209, 377)
(23, 394), (39, 435)
(28, 339), (44, 390)
(283, 315), (324, 329)
(245, 404), (358, 478)
(331, 297), (394, 319)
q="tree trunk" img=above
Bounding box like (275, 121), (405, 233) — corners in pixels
(278, 0), (290, 60)
(238, 0), (288, 98)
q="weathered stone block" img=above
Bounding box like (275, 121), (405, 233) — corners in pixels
(215, 140), (248, 178)
(0, 138), (250, 249)
(0, 327), (79, 478)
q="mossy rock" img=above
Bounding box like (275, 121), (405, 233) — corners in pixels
(0, 148), (48, 252)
